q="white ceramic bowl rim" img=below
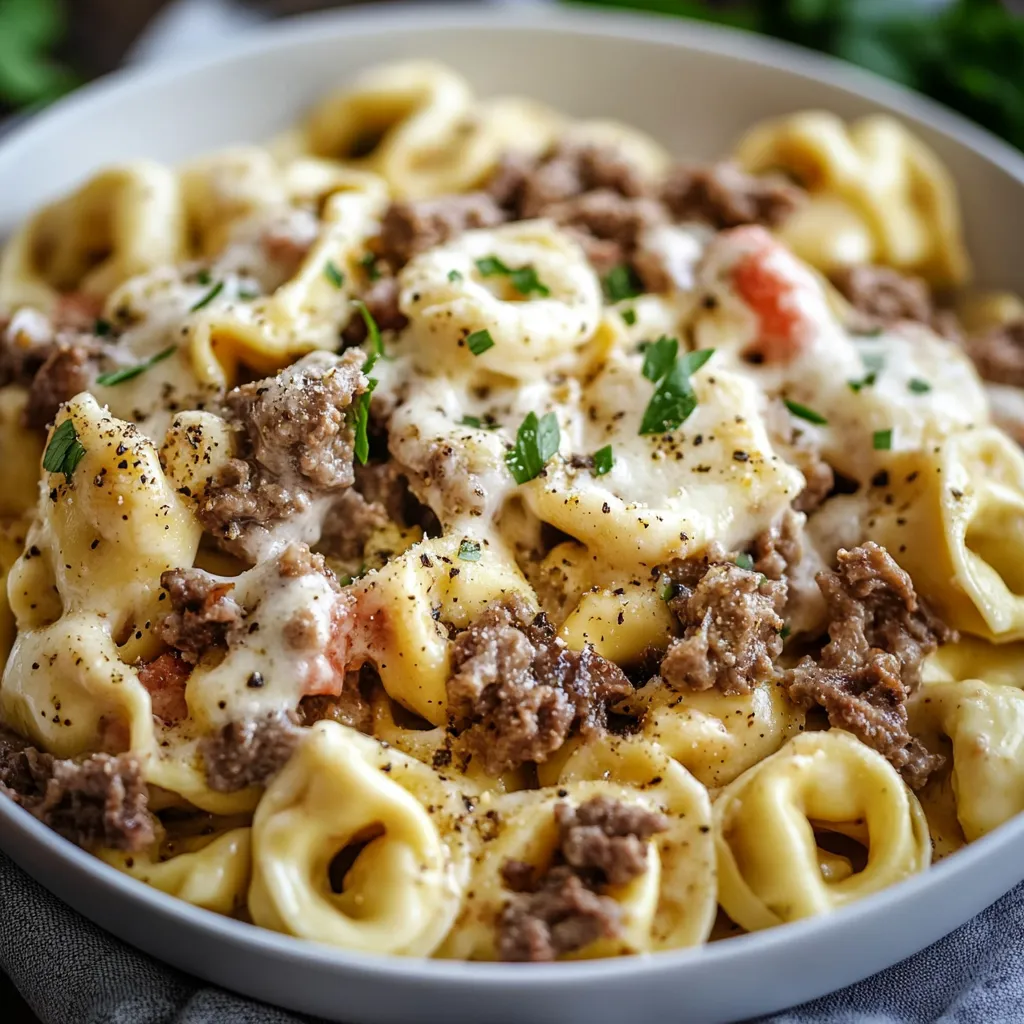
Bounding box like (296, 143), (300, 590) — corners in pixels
(1, 0), (1023, 988)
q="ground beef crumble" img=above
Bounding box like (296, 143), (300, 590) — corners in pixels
(445, 597), (632, 776)
(831, 264), (962, 341)
(200, 711), (302, 793)
(782, 542), (954, 788)
(966, 318), (1024, 388)
(497, 796), (668, 962)
(659, 558), (786, 695)
(0, 726), (154, 850)
(196, 350), (368, 561)
(660, 162), (805, 229)
(159, 567), (244, 663)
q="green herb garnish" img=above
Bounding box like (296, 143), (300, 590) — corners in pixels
(908, 378), (932, 394)
(593, 445), (614, 476)
(622, 308), (637, 326)
(96, 346), (176, 387)
(458, 539), (482, 562)
(873, 428), (893, 451)
(448, 269), (463, 283)
(735, 552), (755, 571)
(324, 260), (345, 289)
(506, 411), (560, 484)
(93, 318), (112, 337)
(641, 336), (679, 383)
(42, 418), (85, 483)
(196, 269), (212, 286)
(460, 415), (500, 431)
(360, 253), (381, 281)
(466, 329), (495, 356)
(659, 579), (676, 602)
(603, 264), (643, 303)
(352, 299), (384, 359)
(639, 345), (715, 436)
(784, 399), (828, 425)
(475, 256), (551, 297)
(190, 280), (224, 312)
(780, 624), (791, 640)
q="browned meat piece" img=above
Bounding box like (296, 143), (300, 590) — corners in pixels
(200, 712), (302, 793)
(24, 341), (102, 429)
(197, 350), (369, 561)
(966, 318), (1024, 387)
(661, 162), (804, 229)
(782, 542), (953, 788)
(498, 866), (621, 962)
(543, 191), (667, 277)
(831, 265), (933, 327)
(136, 651), (191, 725)
(660, 561), (785, 696)
(752, 510), (804, 582)
(496, 795), (667, 961)
(376, 193), (506, 269)
(792, 447), (835, 514)
(159, 567), (244, 663)
(445, 597), (632, 776)
(340, 275), (409, 346)
(299, 672), (373, 735)
(0, 726), (154, 851)
(488, 142), (652, 220)
(555, 796), (668, 887)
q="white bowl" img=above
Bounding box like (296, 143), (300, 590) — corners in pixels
(2, 5), (1024, 1022)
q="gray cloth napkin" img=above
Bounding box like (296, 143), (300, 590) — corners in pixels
(2, 846), (1024, 1024)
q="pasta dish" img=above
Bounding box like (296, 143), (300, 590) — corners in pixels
(2, 60), (1023, 962)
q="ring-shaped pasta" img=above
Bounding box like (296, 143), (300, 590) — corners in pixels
(714, 731), (931, 932)
(303, 60), (476, 198)
(442, 736), (714, 960)
(248, 722), (469, 956)
(0, 161), (185, 310)
(354, 533), (538, 725)
(100, 827), (252, 915)
(616, 677), (806, 789)
(865, 428), (1024, 641)
(399, 220), (603, 380)
(909, 680), (1024, 842)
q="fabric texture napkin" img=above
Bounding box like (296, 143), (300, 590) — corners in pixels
(3, 844), (1024, 1023)
(1, 2), (1020, 1023)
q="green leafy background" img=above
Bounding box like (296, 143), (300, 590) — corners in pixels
(3, 0), (1024, 152)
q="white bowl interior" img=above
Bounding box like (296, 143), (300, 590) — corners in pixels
(2, 6), (1024, 1024)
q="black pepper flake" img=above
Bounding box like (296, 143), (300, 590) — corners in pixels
(872, 470), (890, 488)
(733, 450), (749, 462)
(247, 672), (264, 689)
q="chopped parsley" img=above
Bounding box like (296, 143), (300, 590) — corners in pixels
(448, 269), (463, 283)
(783, 399), (828, 425)
(603, 264), (643, 303)
(873, 428), (893, 451)
(466, 329), (495, 356)
(460, 414), (500, 431)
(349, 347), (380, 466)
(359, 253), (381, 280)
(42, 419), (85, 483)
(352, 299), (384, 359)
(639, 344), (715, 436)
(475, 255), (550, 297)
(593, 444), (614, 476)
(196, 269), (212, 286)
(659, 579), (676, 602)
(96, 345), (177, 387)
(780, 624), (791, 640)
(908, 378), (932, 394)
(506, 411), (560, 484)
(458, 539), (482, 562)
(622, 308), (637, 326)
(324, 260), (345, 289)
(735, 552), (755, 571)
(93, 318), (112, 337)
(237, 287), (260, 302)
(338, 563), (367, 587)
(190, 280), (224, 312)
(641, 336), (679, 383)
